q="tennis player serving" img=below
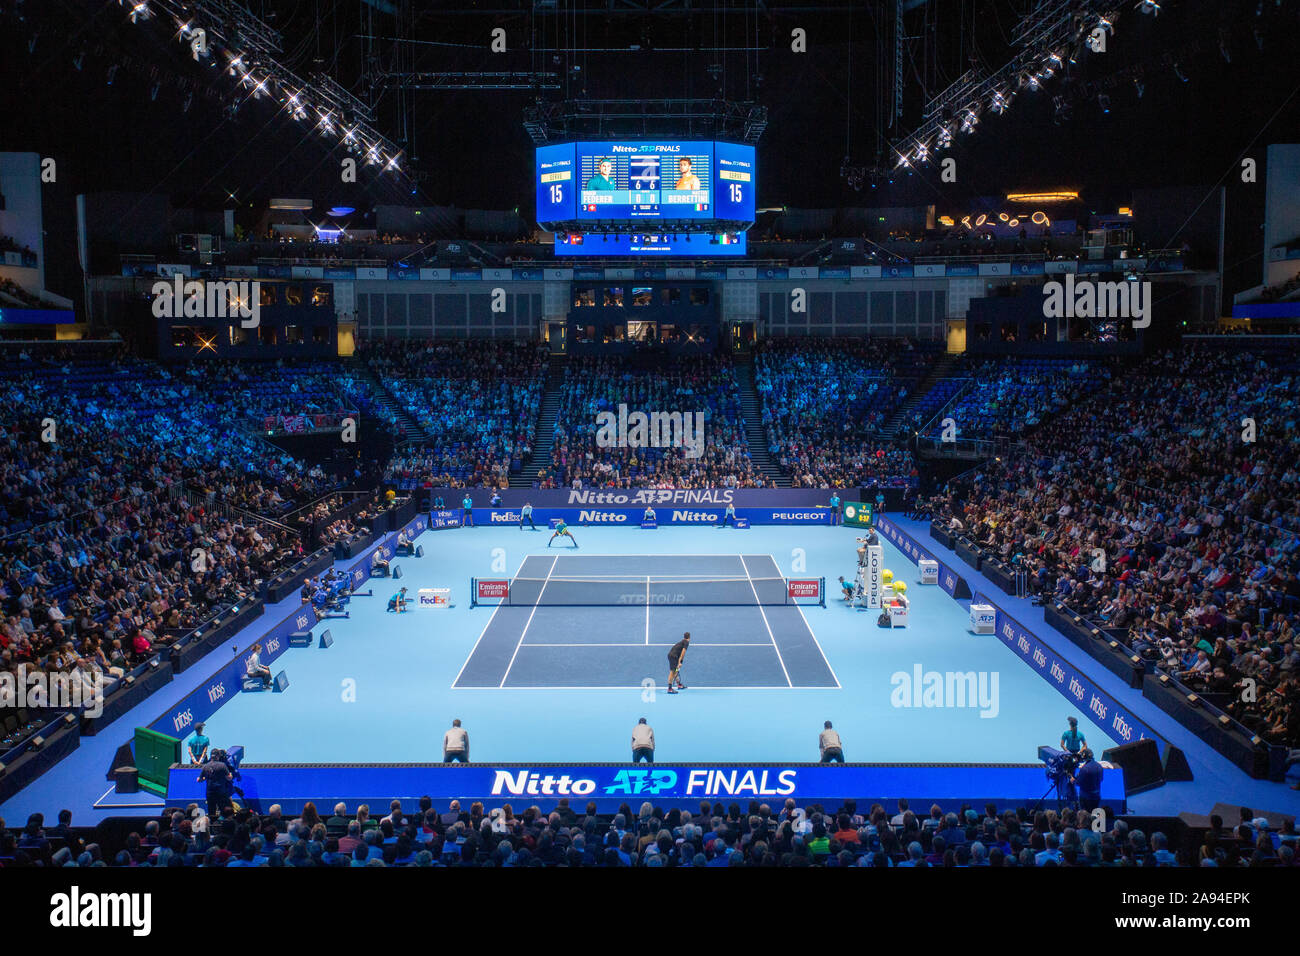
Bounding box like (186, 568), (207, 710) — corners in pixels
(547, 519), (579, 549)
(667, 632), (690, 693)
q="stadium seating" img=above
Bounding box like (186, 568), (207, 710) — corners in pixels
(930, 344), (1300, 749)
(3, 798), (1292, 867)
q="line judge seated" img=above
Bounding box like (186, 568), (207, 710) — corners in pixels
(643, 506), (656, 523)
(371, 548), (390, 577)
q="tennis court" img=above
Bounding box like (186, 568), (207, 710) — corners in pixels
(453, 553), (839, 689)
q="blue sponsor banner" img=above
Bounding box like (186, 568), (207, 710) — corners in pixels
(150, 514), (431, 739)
(474, 506), (829, 526)
(390, 267), (421, 280)
(1011, 262), (1046, 275)
(451, 269), (481, 280)
(695, 267), (728, 279)
(324, 267), (356, 279)
(149, 602), (311, 738)
(260, 265), (291, 279)
(873, 516), (967, 598)
(513, 268), (544, 281)
(818, 267), (851, 279)
(0, 308), (75, 325)
(438, 487), (832, 509)
(881, 265), (914, 279)
(165, 761), (1126, 811)
(574, 268), (605, 280)
(945, 263), (979, 276)
(980, 594), (1161, 751)
(758, 267), (788, 279)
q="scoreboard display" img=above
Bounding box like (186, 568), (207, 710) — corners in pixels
(537, 140), (756, 224)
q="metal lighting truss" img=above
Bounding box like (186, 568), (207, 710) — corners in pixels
(111, 0), (405, 174)
(889, 0), (1130, 169)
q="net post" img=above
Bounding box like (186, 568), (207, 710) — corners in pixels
(470, 577), (477, 609)
(820, 576), (826, 608)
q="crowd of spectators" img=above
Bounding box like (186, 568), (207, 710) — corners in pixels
(544, 355), (763, 489)
(0, 350), (358, 708)
(5, 798), (1294, 868)
(754, 337), (932, 488)
(365, 340), (547, 488)
(931, 345), (1300, 747)
(919, 357), (1111, 440)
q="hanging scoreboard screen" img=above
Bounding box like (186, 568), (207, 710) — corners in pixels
(536, 141), (755, 224)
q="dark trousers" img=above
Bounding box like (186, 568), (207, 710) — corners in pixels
(520, 515), (536, 530)
(205, 788), (230, 815)
(633, 747), (654, 764)
(820, 748), (845, 764)
(717, 514), (736, 528)
(444, 751), (467, 764)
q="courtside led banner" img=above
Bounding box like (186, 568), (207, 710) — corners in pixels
(164, 762), (1126, 811)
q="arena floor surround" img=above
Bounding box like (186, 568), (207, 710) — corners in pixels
(3, 517), (1295, 822)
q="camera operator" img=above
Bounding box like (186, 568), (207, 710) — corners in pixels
(1072, 747), (1104, 813)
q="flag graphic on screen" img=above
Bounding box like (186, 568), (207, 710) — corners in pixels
(629, 156), (660, 190)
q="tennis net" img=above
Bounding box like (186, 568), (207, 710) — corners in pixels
(472, 575), (824, 607)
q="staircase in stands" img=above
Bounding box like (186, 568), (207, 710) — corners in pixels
(733, 353), (791, 488)
(881, 350), (961, 436)
(511, 359), (567, 488)
(344, 356), (429, 446)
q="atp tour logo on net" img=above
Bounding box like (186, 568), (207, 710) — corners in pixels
(151, 275), (261, 327)
(1041, 274), (1151, 328)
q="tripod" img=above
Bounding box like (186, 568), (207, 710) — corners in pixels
(1031, 773), (1078, 816)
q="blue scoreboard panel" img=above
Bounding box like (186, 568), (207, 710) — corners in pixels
(536, 141), (756, 224)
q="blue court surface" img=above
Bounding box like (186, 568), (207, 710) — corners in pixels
(454, 553), (837, 688)
(5, 518), (1296, 823)
(123, 522), (1108, 768)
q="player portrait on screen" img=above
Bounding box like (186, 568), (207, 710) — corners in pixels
(586, 158), (615, 191)
(673, 156), (701, 190)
